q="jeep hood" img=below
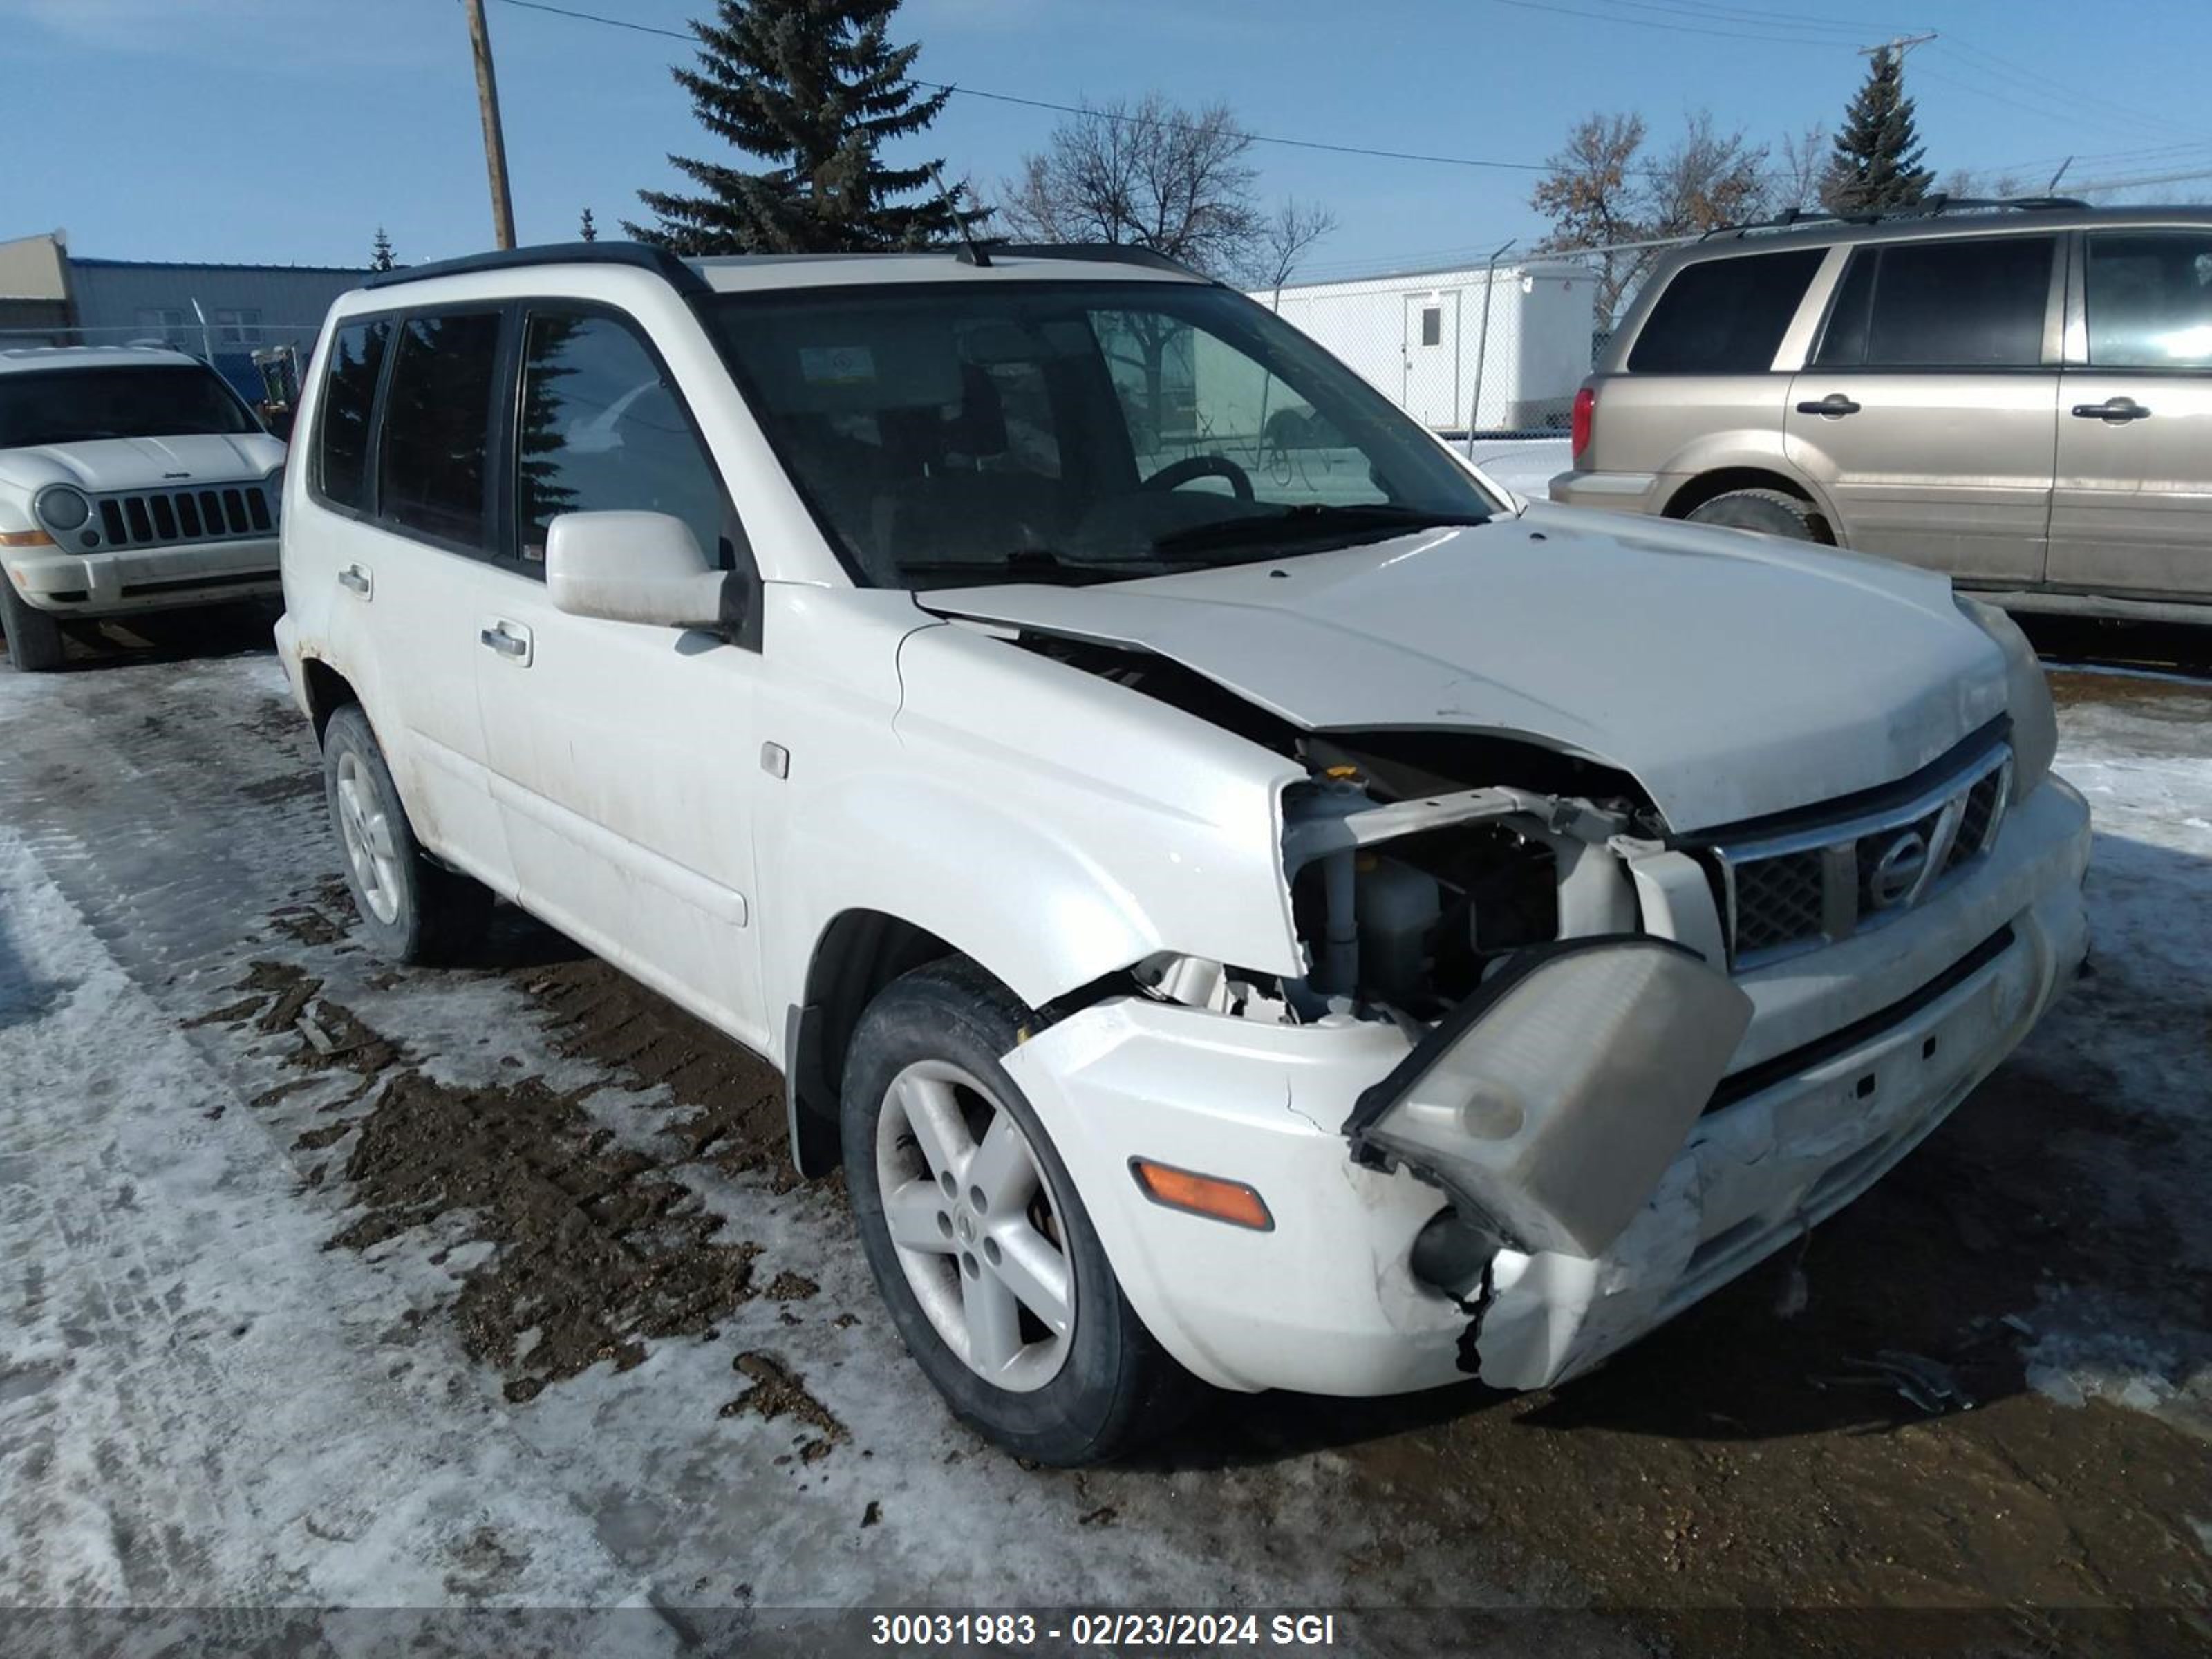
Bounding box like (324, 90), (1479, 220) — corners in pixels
(921, 509), (2011, 833)
(0, 433), (284, 494)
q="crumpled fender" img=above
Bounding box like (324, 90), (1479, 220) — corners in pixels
(1345, 936), (1753, 1260)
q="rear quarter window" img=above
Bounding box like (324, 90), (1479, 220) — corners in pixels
(315, 319), (391, 513)
(1626, 248), (1826, 374)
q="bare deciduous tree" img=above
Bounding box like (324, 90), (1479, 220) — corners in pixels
(1532, 110), (1769, 319)
(1001, 94), (1338, 430)
(1777, 124), (1828, 214)
(1249, 197), (1340, 299)
(1645, 111), (1770, 234)
(999, 95), (1264, 278)
(1942, 166), (2028, 200)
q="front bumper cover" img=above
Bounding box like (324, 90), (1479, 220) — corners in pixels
(1000, 777), (2091, 1397)
(6, 535), (280, 616)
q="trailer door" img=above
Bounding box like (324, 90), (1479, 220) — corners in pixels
(1400, 291), (1460, 431)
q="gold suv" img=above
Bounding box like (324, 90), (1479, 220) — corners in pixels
(1550, 202), (2212, 621)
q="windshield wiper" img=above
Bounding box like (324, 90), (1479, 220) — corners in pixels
(894, 547), (1173, 588)
(1150, 502), (1489, 556)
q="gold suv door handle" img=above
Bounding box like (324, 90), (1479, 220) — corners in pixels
(2070, 399), (2151, 421)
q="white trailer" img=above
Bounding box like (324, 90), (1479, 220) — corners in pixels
(1259, 260), (1600, 434)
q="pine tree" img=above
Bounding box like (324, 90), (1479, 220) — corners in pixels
(579, 207), (598, 242)
(625, 0), (980, 254)
(370, 227), (395, 272)
(1820, 47), (1934, 214)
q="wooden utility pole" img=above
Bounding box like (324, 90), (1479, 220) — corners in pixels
(464, 0), (518, 250)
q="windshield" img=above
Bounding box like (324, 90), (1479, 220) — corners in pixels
(0, 364), (261, 449)
(704, 279), (1501, 589)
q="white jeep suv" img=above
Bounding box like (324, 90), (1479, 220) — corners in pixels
(0, 346), (285, 671)
(275, 242), (2090, 1464)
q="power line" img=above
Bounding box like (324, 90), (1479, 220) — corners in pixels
(1483, 0), (1878, 46)
(482, 0), (2212, 199)
(489, 0), (1551, 171)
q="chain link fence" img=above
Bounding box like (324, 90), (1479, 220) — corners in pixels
(1253, 234), (1694, 440)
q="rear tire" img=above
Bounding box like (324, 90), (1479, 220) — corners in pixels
(0, 578), (67, 672)
(320, 704), (491, 964)
(841, 957), (1192, 1465)
(1685, 487), (1825, 541)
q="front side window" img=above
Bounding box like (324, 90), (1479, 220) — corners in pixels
(2085, 231), (2212, 369)
(515, 312), (730, 565)
(1839, 236), (2056, 369)
(1627, 249), (1824, 374)
(377, 311), (500, 547)
(0, 363), (259, 449)
(706, 280), (1499, 590)
(316, 319), (391, 512)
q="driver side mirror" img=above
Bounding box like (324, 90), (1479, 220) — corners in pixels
(546, 511), (727, 630)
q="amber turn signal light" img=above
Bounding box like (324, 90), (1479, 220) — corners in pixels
(0, 528), (57, 547)
(1128, 1158), (1273, 1232)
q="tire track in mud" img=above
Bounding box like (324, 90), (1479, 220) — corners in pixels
(189, 946), (778, 1412)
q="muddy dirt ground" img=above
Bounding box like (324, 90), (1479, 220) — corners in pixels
(3, 606), (2209, 1656)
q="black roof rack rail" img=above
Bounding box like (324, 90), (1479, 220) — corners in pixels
(964, 241), (1207, 279)
(360, 239), (711, 297)
(1702, 193), (2092, 241)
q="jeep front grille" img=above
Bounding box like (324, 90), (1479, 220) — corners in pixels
(1700, 743), (2013, 970)
(95, 483), (274, 550)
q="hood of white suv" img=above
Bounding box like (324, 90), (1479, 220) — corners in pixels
(0, 433), (284, 494)
(922, 507), (2010, 833)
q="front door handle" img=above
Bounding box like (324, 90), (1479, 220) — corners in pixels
(478, 623), (530, 661)
(337, 564), (372, 598)
(2071, 398), (2152, 422)
(1795, 395), (1862, 417)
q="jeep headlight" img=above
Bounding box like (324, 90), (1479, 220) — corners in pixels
(35, 485), (91, 533)
(1956, 594), (2056, 805)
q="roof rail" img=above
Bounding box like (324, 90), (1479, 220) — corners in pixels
(1702, 193), (2092, 241)
(966, 241), (1208, 279)
(359, 240), (711, 297)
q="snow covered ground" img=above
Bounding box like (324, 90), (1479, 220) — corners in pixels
(1466, 437), (1571, 502)
(1, 626), (2208, 1646)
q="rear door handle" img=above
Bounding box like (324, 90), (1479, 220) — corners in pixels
(478, 621), (532, 664)
(337, 564), (372, 598)
(2071, 398), (2151, 421)
(1795, 395), (1862, 417)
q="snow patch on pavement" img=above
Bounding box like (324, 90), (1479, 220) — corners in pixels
(2013, 686), (2212, 1438)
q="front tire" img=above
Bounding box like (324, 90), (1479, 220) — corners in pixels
(320, 704), (491, 964)
(1685, 486), (1826, 541)
(0, 578), (67, 672)
(841, 958), (1190, 1465)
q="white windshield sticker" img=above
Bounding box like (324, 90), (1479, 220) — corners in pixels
(799, 345), (877, 385)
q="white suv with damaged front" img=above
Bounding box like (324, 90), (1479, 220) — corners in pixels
(274, 242), (2090, 1465)
(0, 346), (285, 671)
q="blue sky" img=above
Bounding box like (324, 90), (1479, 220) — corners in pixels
(9, 0), (2211, 279)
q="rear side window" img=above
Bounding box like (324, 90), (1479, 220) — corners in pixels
(515, 311), (732, 565)
(1627, 249), (1824, 373)
(1823, 237), (2055, 369)
(315, 320), (390, 512)
(377, 311), (502, 547)
(2085, 231), (2212, 369)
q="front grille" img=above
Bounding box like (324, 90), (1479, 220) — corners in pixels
(1946, 771), (2005, 874)
(1733, 850), (1826, 955)
(94, 482), (274, 550)
(1703, 744), (2013, 969)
